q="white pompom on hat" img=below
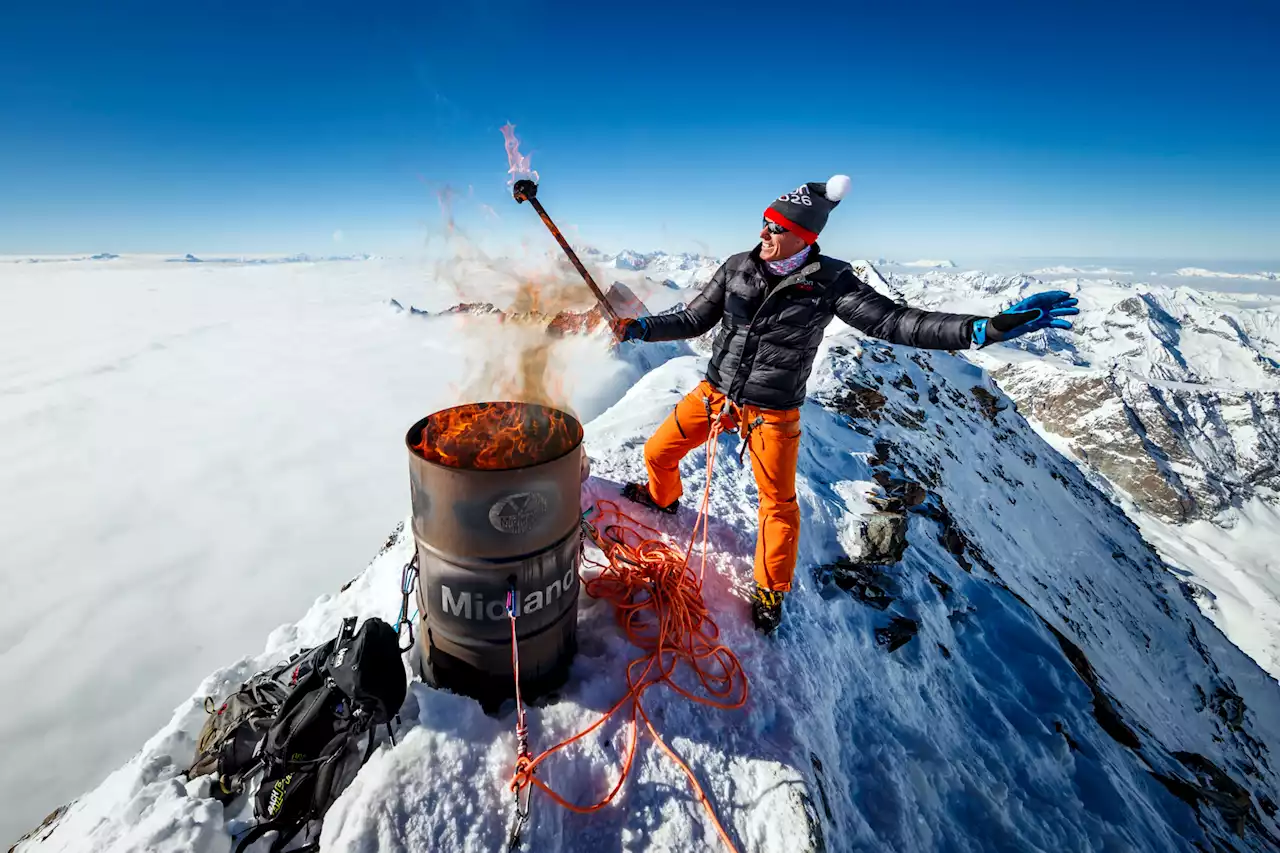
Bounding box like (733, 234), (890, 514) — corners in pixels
(824, 174), (851, 202)
(764, 174), (852, 245)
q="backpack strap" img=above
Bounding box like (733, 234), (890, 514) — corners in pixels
(233, 821), (276, 853)
(233, 817), (319, 853)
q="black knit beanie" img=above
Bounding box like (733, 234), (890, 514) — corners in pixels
(764, 175), (851, 245)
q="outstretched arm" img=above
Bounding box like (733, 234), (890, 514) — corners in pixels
(833, 269), (980, 350)
(625, 263), (727, 342)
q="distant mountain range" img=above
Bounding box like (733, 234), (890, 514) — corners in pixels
(165, 253), (374, 264)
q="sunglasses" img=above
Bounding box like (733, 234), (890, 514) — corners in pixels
(762, 218), (788, 235)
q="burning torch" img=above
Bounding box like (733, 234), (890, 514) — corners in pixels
(510, 178), (624, 342)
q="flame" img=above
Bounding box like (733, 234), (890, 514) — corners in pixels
(413, 401), (581, 470)
(501, 123), (539, 187)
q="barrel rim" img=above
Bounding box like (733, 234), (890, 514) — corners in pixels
(406, 400), (584, 473)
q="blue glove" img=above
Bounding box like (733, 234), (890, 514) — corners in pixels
(616, 317), (649, 342)
(972, 290), (1079, 347)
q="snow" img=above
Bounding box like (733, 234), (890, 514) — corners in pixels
(1176, 267), (1280, 282)
(865, 262), (1280, 680)
(0, 253), (632, 843)
(7, 253), (1280, 852)
(893, 259), (957, 269)
(590, 250), (721, 291)
(1030, 265), (1134, 277)
(1137, 497), (1280, 677)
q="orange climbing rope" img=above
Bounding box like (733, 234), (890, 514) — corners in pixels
(506, 416), (749, 852)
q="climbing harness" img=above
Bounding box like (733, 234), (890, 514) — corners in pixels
(504, 416), (748, 852)
(394, 552), (420, 653)
(703, 392), (765, 463)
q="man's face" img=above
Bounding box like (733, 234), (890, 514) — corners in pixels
(759, 219), (808, 261)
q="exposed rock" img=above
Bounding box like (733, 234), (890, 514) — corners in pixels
(1044, 621), (1142, 750)
(889, 407), (927, 431)
(397, 281), (649, 341)
(993, 364), (1280, 522)
(875, 616), (919, 652)
(970, 386), (1007, 423)
(830, 383), (888, 424)
(862, 512), (908, 564)
(1209, 684), (1247, 730)
(890, 373), (919, 402)
(869, 439), (894, 467)
(1149, 751), (1273, 841)
(815, 558), (897, 610)
(9, 804), (69, 850)
(994, 369), (1196, 521)
(1054, 720), (1081, 752)
(809, 753), (834, 822)
(870, 473), (928, 506)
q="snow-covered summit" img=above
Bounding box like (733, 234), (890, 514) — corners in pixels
(14, 319), (1280, 852)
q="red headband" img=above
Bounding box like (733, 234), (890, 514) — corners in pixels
(764, 207), (818, 245)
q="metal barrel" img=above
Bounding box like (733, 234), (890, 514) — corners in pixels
(406, 402), (583, 707)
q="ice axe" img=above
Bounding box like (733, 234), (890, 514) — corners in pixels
(512, 179), (623, 341)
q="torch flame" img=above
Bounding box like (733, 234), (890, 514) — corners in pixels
(501, 123), (539, 187)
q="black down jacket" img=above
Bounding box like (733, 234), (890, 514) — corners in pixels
(643, 246), (982, 410)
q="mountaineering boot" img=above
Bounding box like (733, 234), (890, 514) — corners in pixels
(621, 482), (679, 515)
(751, 586), (785, 635)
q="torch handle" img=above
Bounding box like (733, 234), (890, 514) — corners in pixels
(524, 197), (623, 336)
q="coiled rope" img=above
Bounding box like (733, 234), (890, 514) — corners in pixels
(507, 416), (748, 851)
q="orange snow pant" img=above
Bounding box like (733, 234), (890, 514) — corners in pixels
(644, 380), (801, 592)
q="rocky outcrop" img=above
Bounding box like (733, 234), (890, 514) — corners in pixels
(859, 264), (1280, 526)
(993, 363), (1280, 522)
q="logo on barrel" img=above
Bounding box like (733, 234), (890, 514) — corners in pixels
(488, 491), (548, 534)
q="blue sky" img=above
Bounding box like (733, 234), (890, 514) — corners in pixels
(2, 0), (1277, 261)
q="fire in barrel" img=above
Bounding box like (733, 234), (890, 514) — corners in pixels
(406, 401), (584, 707)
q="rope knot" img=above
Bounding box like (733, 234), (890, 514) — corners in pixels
(510, 754), (535, 793)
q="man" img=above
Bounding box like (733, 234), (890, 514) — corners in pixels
(615, 175), (1078, 634)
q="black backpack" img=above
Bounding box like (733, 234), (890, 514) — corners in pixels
(189, 644), (333, 802)
(190, 616), (407, 853)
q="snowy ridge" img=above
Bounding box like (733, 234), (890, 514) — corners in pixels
(16, 325), (1280, 852)
(1031, 265), (1135, 277)
(859, 263), (1280, 680)
(1176, 268), (1280, 283)
(892, 259), (957, 269)
(579, 249), (722, 291)
(164, 253), (375, 265)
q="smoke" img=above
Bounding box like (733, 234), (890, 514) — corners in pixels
(424, 193), (606, 416)
(416, 124), (612, 417)
(501, 123), (538, 186)
(459, 264), (606, 415)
